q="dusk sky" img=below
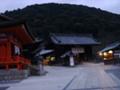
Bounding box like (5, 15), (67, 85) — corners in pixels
(0, 0), (120, 14)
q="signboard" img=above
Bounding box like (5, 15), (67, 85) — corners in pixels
(72, 47), (85, 54)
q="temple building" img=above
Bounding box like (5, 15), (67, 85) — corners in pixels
(99, 42), (120, 64)
(46, 33), (100, 66)
(0, 15), (34, 70)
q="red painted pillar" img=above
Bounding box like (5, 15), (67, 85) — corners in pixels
(6, 65), (9, 70)
(17, 64), (20, 70)
(17, 64), (22, 70)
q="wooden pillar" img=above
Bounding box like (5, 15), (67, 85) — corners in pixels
(17, 64), (22, 70)
(21, 64), (23, 69)
(6, 41), (12, 70)
(6, 41), (11, 60)
(6, 64), (9, 70)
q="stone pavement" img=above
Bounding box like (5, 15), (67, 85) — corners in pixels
(2, 63), (120, 90)
(65, 63), (120, 90)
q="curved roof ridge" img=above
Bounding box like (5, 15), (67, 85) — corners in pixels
(0, 14), (13, 21)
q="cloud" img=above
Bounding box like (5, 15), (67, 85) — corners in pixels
(0, 0), (120, 14)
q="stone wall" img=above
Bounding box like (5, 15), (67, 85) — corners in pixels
(0, 69), (30, 81)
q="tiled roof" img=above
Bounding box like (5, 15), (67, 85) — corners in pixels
(0, 14), (12, 22)
(50, 33), (100, 45)
(100, 42), (120, 52)
(0, 15), (35, 42)
(0, 14), (25, 28)
(0, 20), (24, 27)
(36, 49), (54, 56)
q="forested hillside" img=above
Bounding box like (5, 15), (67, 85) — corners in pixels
(3, 3), (120, 47)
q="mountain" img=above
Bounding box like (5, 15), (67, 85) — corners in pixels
(3, 3), (120, 48)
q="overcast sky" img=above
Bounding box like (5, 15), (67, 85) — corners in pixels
(0, 0), (120, 14)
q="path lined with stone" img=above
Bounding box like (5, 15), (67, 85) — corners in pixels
(2, 63), (120, 90)
(65, 63), (120, 90)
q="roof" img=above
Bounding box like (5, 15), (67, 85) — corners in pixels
(0, 20), (34, 38)
(0, 15), (34, 45)
(100, 42), (120, 52)
(0, 14), (12, 22)
(50, 33), (100, 45)
(61, 51), (71, 58)
(23, 39), (43, 54)
(36, 49), (54, 56)
(0, 19), (25, 27)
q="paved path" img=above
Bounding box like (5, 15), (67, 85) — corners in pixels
(2, 63), (120, 90)
(65, 63), (120, 90)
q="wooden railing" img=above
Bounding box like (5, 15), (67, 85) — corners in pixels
(13, 56), (31, 65)
(0, 56), (31, 70)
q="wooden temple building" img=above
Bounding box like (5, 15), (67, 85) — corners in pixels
(0, 15), (34, 70)
(99, 42), (120, 64)
(46, 33), (100, 66)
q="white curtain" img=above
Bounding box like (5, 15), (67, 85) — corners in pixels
(15, 45), (20, 55)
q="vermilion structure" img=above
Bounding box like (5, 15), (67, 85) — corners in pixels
(0, 15), (34, 70)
